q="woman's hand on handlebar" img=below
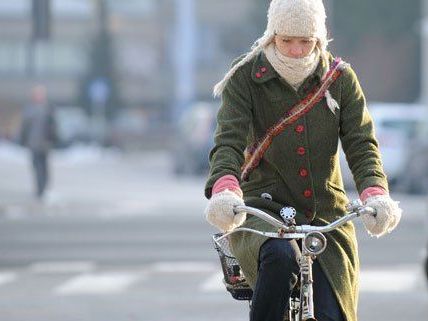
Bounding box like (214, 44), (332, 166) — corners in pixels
(361, 195), (402, 238)
(205, 189), (246, 232)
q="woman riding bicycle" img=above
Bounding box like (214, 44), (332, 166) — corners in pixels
(204, 1), (402, 321)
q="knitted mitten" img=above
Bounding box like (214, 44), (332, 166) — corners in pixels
(362, 195), (402, 238)
(205, 189), (246, 232)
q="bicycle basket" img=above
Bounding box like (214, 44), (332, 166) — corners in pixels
(212, 233), (253, 301)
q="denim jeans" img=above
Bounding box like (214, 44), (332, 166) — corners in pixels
(250, 238), (345, 321)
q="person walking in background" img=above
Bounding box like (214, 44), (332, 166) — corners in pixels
(204, 0), (402, 320)
(19, 85), (57, 200)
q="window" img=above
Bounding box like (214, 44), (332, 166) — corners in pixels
(0, 41), (27, 75)
(0, 0), (30, 18)
(33, 41), (89, 76)
(107, 0), (157, 17)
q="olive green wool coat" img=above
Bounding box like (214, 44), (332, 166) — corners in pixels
(205, 52), (388, 321)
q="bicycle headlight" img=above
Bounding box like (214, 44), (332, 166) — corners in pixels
(303, 232), (327, 255)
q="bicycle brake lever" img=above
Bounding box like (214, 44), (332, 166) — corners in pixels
(346, 200), (377, 218)
(346, 199), (363, 212)
(358, 206), (377, 218)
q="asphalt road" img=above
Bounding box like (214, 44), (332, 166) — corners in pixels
(0, 201), (427, 321)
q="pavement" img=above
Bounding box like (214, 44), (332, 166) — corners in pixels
(0, 142), (206, 219)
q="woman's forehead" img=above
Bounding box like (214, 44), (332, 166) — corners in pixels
(275, 35), (317, 41)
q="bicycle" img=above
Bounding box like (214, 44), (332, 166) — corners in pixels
(212, 199), (376, 321)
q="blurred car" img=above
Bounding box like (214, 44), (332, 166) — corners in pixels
(172, 101), (218, 175)
(55, 106), (91, 148)
(425, 243), (428, 283)
(110, 108), (148, 149)
(340, 103), (428, 189)
(394, 116), (428, 194)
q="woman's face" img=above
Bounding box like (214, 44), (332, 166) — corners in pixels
(274, 35), (317, 58)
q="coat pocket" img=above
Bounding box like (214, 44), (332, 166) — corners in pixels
(326, 181), (349, 209)
(241, 179), (278, 198)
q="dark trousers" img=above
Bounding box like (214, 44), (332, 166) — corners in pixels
(250, 238), (345, 321)
(31, 151), (49, 198)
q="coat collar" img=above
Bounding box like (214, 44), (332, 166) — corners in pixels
(251, 51), (330, 84)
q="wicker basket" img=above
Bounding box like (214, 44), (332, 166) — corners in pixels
(212, 233), (253, 301)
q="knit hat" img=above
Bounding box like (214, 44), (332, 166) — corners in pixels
(214, 0), (328, 97)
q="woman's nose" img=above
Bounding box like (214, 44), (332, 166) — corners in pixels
(289, 46), (303, 58)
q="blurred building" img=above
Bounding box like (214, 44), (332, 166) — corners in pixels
(0, 0), (422, 145)
(0, 0), (95, 138)
(0, 0), (265, 140)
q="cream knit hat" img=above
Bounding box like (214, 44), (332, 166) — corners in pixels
(214, 0), (328, 97)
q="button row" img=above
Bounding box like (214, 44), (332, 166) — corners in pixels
(294, 124), (311, 199)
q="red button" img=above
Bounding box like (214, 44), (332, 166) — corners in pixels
(295, 125), (305, 133)
(260, 67), (267, 73)
(299, 168), (308, 177)
(256, 72), (262, 78)
(303, 189), (312, 198)
(297, 147), (306, 155)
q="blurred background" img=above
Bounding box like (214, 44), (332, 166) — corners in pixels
(0, 1), (426, 320)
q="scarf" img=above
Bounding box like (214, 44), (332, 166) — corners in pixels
(263, 42), (321, 90)
(263, 43), (340, 114)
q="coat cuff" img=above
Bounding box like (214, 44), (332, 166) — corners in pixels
(212, 175), (243, 198)
(205, 169), (241, 199)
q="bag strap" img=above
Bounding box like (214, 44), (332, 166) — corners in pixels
(241, 58), (349, 181)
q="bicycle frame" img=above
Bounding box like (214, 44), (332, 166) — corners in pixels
(212, 200), (376, 321)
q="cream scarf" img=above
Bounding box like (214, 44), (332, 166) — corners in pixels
(263, 43), (339, 114)
(264, 42), (321, 90)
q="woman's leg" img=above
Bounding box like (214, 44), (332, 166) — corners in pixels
(250, 238), (300, 321)
(312, 260), (345, 321)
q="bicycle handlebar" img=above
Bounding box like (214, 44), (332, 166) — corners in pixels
(215, 200), (377, 241)
(234, 203), (376, 234)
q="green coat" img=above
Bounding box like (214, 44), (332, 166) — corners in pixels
(205, 52), (388, 321)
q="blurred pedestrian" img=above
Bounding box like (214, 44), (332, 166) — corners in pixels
(19, 85), (57, 199)
(204, 0), (402, 321)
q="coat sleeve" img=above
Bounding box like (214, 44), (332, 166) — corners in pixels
(339, 66), (389, 194)
(204, 67), (253, 199)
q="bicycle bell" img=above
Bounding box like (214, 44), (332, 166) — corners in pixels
(280, 206), (296, 222)
(303, 231), (327, 255)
